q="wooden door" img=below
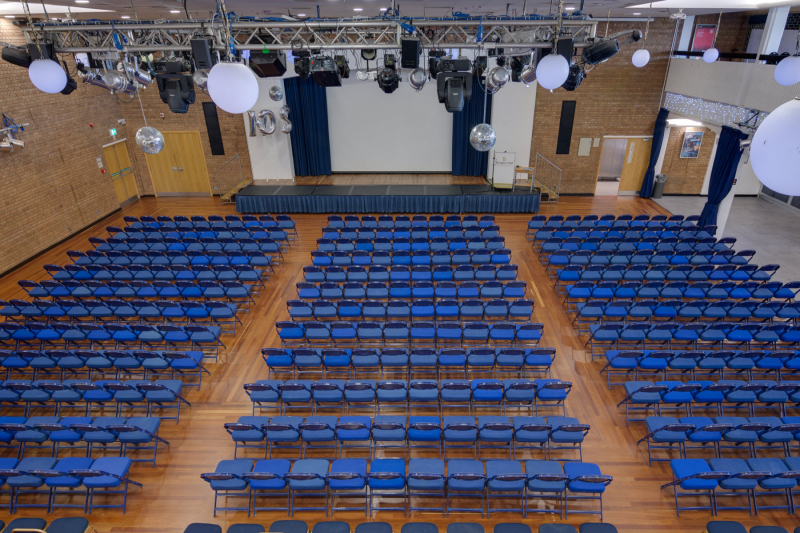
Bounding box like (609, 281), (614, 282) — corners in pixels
(618, 138), (653, 193)
(145, 131), (211, 196)
(103, 140), (139, 205)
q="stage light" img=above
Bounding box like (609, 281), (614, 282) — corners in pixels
(536, 53), (569, 90)
(520, 63), (536, 86)
(582, 38), (620, 65)
(377, 67), (399, 93)
(436, 59), (472, 112)
(334, 55), (350, 78)
(485, 66), (509, 93)
(154, 59), (196, 113)
(193, 69), (209, 89)
(562, 63), (584, 91)
(6, 137), (24, 148)
(208, 61), (259, 114)
(294, 56), (311, 78)
(703, 47), (719, 63)
(361, 49), (377, 61)
(103, 70), (130, 93)
(632, 49), (650, 68)
(774, 56), (800, 86)
(750, 97), (800, 195)
(408, 68), (427, 91)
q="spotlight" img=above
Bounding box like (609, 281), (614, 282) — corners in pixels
(6, 136), (24, 148)
(436, 59), (473, 112)
(562, 63), (584, 91)
(472, 56), (488, 78)
(0, 139), (12, 152)
(427, 49), (448, 79)
(408, 68), (427, 91)
(582, 38), (619, 65)
(310, 55), (342, 87)
(361, 49), (377, 61)
(376, 67), (399, 93)
(334, 55), (350, 78)
(154, 59), (196, 113)
(193, 69), (209, 89)
(294, 55), (311, 79)
(384, 54), (397, 70)
(509, 55), (531, 82)
(249, 50), (288, 78)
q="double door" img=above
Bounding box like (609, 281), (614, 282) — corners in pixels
(145, 131), (212, 196)
(103, 140), (139, 206)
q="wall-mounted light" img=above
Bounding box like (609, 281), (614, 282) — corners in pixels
(667, 118), (703, 127)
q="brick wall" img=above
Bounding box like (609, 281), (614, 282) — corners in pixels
(660, 126), (717, 194)
(0, 20), (123, 275)
(530, 19), (679, 194)
(118, 77), (253, 196)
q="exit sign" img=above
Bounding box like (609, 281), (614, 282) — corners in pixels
(109, 128), (117, 136)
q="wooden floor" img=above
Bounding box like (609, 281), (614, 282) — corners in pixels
(1, 195), (795, 533)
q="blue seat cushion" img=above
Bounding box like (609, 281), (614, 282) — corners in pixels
(82, 457), (133, 489)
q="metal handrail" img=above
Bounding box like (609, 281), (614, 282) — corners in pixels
(532, 153), (561, 202)
(213, 154), (251, 203)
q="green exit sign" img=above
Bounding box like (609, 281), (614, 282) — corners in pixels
(109, 128), (117, 136)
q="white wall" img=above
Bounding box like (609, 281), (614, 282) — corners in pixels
(488, 77), (537, 181)
(734, 146), (763, 195)
(327, 76), (454, 173)
(243, 72), (295, 182)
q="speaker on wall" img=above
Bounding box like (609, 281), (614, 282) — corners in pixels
(401, 38), (421, 68)
(556, 101), (576, 155)
(202, 102), (225, 156)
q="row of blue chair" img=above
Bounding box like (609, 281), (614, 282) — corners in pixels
(316, 237), (505, 252)
(66, 249), (278, 266)
(640, 415), (800, 465)
(310, 250), (512, 267)
(187, 521), (625, 533)
(45, 263), (269, 284)
(602, 350), (800, 386)
(296, 281), (527, 300)
(262, 347), (555, 380)
(276, 321), (544, 348)
(120, 213), (294, 229)
(564, 281), (795, 306)
(91, 232), (291, 252)
(325, 214), (497, 228)
(303, 265), (520, 283)
(664, 457), (799, 516)
(618, 380), (800, 422)
(573, 300), (800, 330)
(545, 251), (756, 276)
(0, 378), (189, 420)
(18, 280), (255, 307)
(0, 456), (140, 514)
(556, 266), (780, 289)
(0, 349), (207, 385)
(528, 213), (698, 229)
(319, 230), (503, 242)
(0, 322), (225, 358)
(244, 378), (570, 417)
(537, 236), (736, 257)
(202, 458), (610, 519)
(0, 415), (167, 465)
(1, 300), (242, 331)
(532, 229), (723, 246)
(224, 414), (587, 461)
(586, 322), (800, 356)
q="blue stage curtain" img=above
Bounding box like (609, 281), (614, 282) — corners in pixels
(698, 125), (748, 228)
(452, 77), (493, 177)
(283, 77), (332, 176)
(639, 107), (670, 198)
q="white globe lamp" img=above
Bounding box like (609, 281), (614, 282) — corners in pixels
(207, 61), (260, 114)
(28, 59), (67, 94)
(774, 56), (800, 87)
(632, 49), (651, 68)
(536, 54), (570, 91)
(750, 97), (800, 195)
(703, 48), (719, 63)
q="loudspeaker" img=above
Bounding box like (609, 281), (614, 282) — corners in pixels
(249, 50), (288, 78)
(190, 38), (215, 69)
(202, 102), (225, 156)
(28, 42), (55, 61)
(401, 38), (421, 68)
(1, 47), (31, 68)
(556, 38), (574, 65)
(556, 101), (576, 155)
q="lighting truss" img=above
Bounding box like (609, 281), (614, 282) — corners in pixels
(18, 17), (598, 54)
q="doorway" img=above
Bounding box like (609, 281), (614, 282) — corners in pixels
(595, 137), (653, 196)
(103, 140), (139, 206)
(144, 131), (212, 196)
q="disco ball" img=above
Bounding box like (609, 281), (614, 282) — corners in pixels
(193, 69), (209, 89)
(135, 126), (165, 155)
(489, 67), (510, 90)
(408, 68), (427, 91)
(469, 123), (496, 152)
(269, 86), (283, 101)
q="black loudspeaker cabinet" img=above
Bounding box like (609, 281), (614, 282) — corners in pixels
(202, 102), (225, 156)
(190, 38), (215, 70)
(401, 38), (421, 68)
(556, 101), (576, 155)
(556, 38), (574, 65)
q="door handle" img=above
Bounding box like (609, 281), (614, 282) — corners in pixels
(172, 167), (177, 171)
(178, 167), (184, 172)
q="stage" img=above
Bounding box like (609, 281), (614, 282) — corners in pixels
(235, 184), (541, 214)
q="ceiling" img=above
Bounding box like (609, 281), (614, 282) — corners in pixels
(0, 0), (776, 21)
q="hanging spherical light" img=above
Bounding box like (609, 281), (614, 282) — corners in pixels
(469, 123), (496, 152)
(135, 126), (165, 155)
(536, 54), (570, 90)
(28, 59), (67, 94)
(774, 56), (800, 87)
(408, 68), (427, 91)
(632, 49), (651, 68)
(193, 69), (209, 89)
(750, 97), (800, 195)
(703, 47), (719, 63)
(207, 61), (260, 114)
(489, 66), (510, 90)
(269, 85), (284, 101)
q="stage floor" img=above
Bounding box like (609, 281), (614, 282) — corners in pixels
(235, 184), (541, 213)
